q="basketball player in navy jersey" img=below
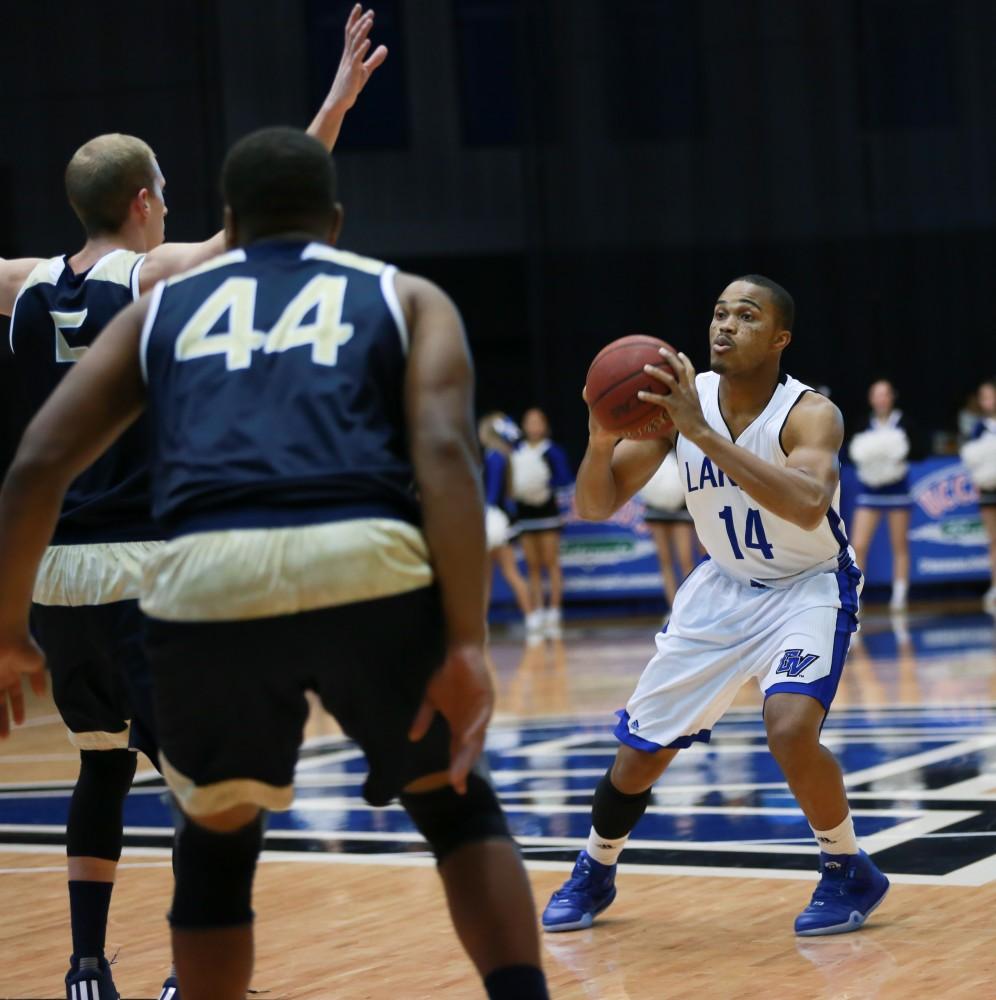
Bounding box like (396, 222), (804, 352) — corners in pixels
(541, 275), (889, 937)
(0, 127), (549, 1000)
(0, 9), (386, 998)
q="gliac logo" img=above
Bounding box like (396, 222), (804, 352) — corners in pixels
(775, 649), (820, 678)
(913, 463), (979, 519)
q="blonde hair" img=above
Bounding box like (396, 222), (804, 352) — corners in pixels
(65, 133), (157, 236)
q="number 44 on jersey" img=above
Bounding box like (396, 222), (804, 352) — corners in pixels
(173, 274), (354, 370)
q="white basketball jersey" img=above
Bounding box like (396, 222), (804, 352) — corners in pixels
(675, 371), (850, 587)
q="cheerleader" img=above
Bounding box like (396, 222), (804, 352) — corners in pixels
(960, 380), (996, 613)
(479, 413), (533, 623)
(848, 380), (917, 611)
(511, 408), (573, 638)
(638, 450), (697, 609)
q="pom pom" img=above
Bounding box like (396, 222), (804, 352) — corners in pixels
(639, 451), (686, 512)
(485, 506), (510, 549)
(961, 433), (996, 491)
(849, 428), (909, 486)
(511, 446), (552, 505)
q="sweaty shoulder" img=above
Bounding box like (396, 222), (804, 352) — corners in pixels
(781, 390), (844, 454)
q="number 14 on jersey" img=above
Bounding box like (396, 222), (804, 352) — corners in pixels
(718, 505), (774, 560)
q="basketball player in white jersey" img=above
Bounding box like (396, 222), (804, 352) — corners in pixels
(542, 274), (890, 937)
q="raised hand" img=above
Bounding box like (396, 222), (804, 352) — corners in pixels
(327, 4), (389, 112)
(639, 349), (708, 441)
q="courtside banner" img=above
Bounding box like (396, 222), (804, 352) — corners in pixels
(490, 458), (989, 609)
(839, 459), (990, 588)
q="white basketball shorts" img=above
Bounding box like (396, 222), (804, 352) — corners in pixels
(615, 556), (862, 752)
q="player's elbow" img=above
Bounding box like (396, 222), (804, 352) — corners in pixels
(794, 497), (831, 532)
(575, 492), (614, 522)
(413, 430), (479, 485)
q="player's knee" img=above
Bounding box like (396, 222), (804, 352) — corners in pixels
(66, 749), (137, 860)
(169, 811), (264, 930)
(400, 771), (511, 864)
(764, 715), (816, 765)
(610, 746), (670, 793)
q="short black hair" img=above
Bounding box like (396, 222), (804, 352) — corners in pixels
(734, 274), (795, 331)
(222, 127), (337, 241)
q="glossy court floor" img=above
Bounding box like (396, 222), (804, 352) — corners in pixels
(2, 604), (995, 999)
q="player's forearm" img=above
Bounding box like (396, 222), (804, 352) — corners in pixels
(0, 460), (66, 631)
(416, 438), (488, 647)
(575, 438), (620, 520)
(306, 100), (351, 152)
(691, 428), (830, 530)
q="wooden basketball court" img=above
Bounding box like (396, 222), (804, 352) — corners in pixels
(3, 605), (995, 999)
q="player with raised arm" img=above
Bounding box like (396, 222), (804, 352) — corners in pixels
(0, 8), (385, 999)
(541, 275), (889, 937)
(0, 127), (549, 1000)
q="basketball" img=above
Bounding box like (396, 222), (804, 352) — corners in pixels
(585, 334), (678, 440)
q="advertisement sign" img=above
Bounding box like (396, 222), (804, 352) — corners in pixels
(490, 458), (990, 610)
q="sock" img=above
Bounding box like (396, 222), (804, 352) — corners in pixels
(811, 812), (859, 856)
(586, 769), (652, 864)
(484, 964), (549, 1000)
(890, 579), (908, 605)
(68, 879), (114, 959)
(586, 828), (629, 866)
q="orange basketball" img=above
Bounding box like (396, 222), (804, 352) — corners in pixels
(585, 335), (677, 440)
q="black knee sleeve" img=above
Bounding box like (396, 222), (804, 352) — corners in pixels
(591, 769), (652, 840)
(169, 813), (264, 929)
(66, 749), (137, 860)
(401, 772), (510, 863)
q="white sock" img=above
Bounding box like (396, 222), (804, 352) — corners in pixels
(890, 578), (908, 607)
(586, 827), (628, 866)
(811, 812), (858, 855)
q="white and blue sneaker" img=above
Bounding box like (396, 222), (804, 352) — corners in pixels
(794, 850), (890, 936)
(65, 955), (119, 1000)
(541, 851), (617, 932)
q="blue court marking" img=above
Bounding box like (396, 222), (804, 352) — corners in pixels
(1, 704), (994, 880)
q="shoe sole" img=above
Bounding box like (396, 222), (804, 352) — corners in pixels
(542, 887), (617, 933)
(794, 880), (890, 937)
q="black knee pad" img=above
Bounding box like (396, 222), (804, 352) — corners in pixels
(169, 812), (264, 930)
(401, 772), (511, 864)
(66, 749), (138, 860)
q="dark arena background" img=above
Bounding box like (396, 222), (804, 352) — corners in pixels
(1, 2), (995, 999)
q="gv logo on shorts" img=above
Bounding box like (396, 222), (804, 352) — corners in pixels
(775, 648), (820, 678)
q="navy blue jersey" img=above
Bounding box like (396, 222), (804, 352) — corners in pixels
(141, 240), (420, 534)
(9, 250), (159, 544)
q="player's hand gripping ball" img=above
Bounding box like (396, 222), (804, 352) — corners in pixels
(584, 335), (678, 440)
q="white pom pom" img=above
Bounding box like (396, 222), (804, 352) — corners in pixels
(961, 434), (996, 491)
(849, 428), (909, 486)
(511, 447), (552, 505)
(639, 451), (686, 512)
(486, 506), (510, 550)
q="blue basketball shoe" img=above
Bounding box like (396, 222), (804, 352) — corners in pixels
(794, 850), (890, 936)
(65, 954), (120, 1000)
(542, 851), (617, 932)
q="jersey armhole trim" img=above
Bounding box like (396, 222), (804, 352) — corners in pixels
(131, 254), (147, 301)
(139, 280), (167, 384)
(380, 266), (409, 355)
(778, 388), (814, 457)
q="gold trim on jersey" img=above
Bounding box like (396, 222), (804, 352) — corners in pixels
(83, 248), (143, 288)
(33, 540), (163, 606)
(160, 752), (294, 815)
(302, 242), (386, 275)
(139, 518), (434, 622)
